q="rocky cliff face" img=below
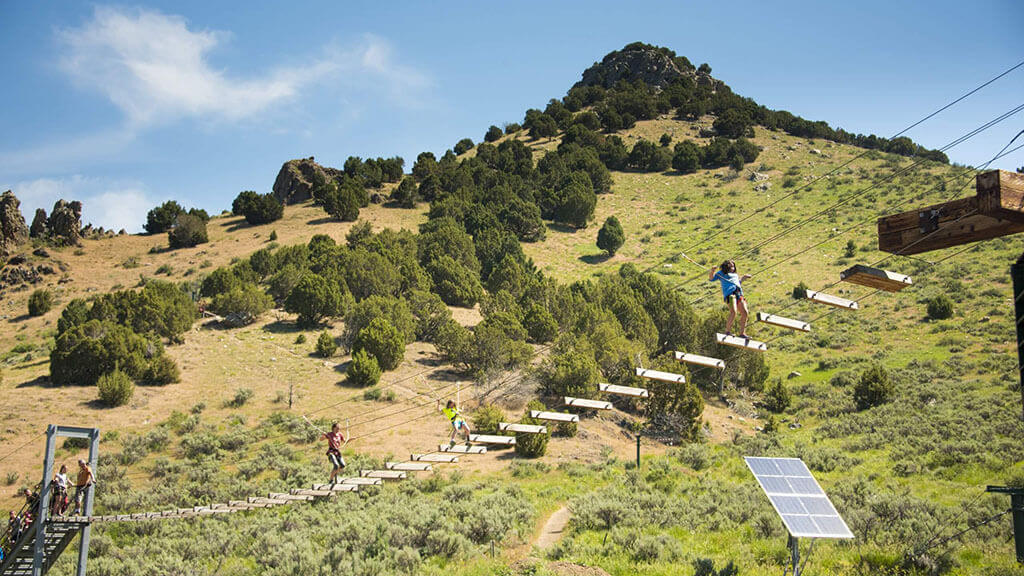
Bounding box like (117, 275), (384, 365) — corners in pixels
(47, 199), (83, 246)
(272, 157), (343, 205)
(573, 44), (720, 92)
(0, 190), (29, 260)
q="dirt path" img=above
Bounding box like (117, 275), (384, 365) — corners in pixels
(534, 505), (571, 549)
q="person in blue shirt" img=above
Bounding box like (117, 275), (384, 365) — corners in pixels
(709, 260), (752, 337)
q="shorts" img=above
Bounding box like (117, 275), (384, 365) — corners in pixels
(451, 419), (467, 431)
(725, 291), (745, 304)
(327, 451), (346, 470)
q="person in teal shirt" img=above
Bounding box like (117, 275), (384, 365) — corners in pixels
(709, 260), (752, 337)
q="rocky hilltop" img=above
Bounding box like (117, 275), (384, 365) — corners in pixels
(0, 190), (29, 260)
(573, 42), (721, 92)
(272, 157), (344, 205)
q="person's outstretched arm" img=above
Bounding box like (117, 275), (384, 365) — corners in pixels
(708, 267), (717, 281)
(741, 274), (752, 281)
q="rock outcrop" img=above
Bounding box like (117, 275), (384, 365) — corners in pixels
(29, 208), (48, 238)
(47, 199), (83, 246)
(0, 190), (29, 260)
(573, 43), (721, 92)
(272, 157), (341, 205)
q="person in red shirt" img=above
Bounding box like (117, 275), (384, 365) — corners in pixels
(322, 422), (348, 484)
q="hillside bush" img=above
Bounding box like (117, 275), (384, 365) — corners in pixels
(208, 284), (273, 318)
(854, 364), (894, 410)
(97, 368), (134, 407)
(315, 330), (337, 357)
(353, 317), (404, 371)
(425, 256), (483, 307)
(453, 138), (474, 155)
(408, 290), (452, 342)
(341, 295), (416, 348)
(672, 141), (702, 173)
(523, 304), (558, 344)
(597, 216), (625, 255)
(514, 400), (550, 457)
(285, 273), (350, 326)
(392, 177), (418, 208)
(167, 213), (208, 249)
(762, 378), (791, 413)
(226, 388), (254, 408)
(347, 348), (382, 387)
(231, 191), (259, 215)
(540, 346), (600, 399)
(926, 294), (954, 320)
(792, 281), (809, 300)
(241, 193), (283, 225)
(471, 404), (505, 435)
(145, 201), (183, 234)
(322, 180), (361, 221)
(484, 125), (503, 142)
(50, 319), (171, 387)
(28, 288), (54, 317)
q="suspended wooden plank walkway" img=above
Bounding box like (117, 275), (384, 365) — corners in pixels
(529, 410), (579, 423)
(674, 351), (725, 370)
(598, 382), (650, 398)
(635, 367), (686, 384)
(412, 453), (460, 463)
(360, 469), (407, 480)
(805, 289), (859, 310)
(312, 483), (360, 492)
(564, 396), (613, 410)
(438, 444), (487, 454)
(716, 333), (768, 351)
(839, 264), (913, 292)
(469, 434), (516, 445)
(499, 422), (548, 434)
(756, 312), (811, 332)
(386, 461), (433, 472)
(340, 476), (383, 486)
(878, 170), (1024, 254)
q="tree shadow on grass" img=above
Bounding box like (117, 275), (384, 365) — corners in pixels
(547, 223), (581, 234)
(579, 253), (611, 265)
(262, 320), (304, 334)
(306, 217), (337, 226)
(16, 375), (52, 388)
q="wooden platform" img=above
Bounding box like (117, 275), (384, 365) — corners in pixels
(469, 434), (516, 445)
(360, 469), (407, 480)
(311, 483), (360, 492)
(499, 422), (548, 434)
(598, 382), (650, 397)
(386, 461), (433, 471)
(564, 396), (613, 410)
(635, 367), (686, 384)
(529, 410), (579, 423)
(674, 351), (725, 370)
(340, 476), (383, 486)
(715, 333), (768, 351)
(756, 312), (811, 332)
(411, 453), (460, 463)
(839, 264), (913, 292)
(878, 170), (1024, 255)
(805, 289), (859, 310)
(439, 444), (488, 454)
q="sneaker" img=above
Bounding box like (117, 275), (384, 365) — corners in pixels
(449, 439), (456, 447)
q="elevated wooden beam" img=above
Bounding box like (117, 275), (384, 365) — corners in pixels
(839, 264), (912, 292)
(716, 333), (768, 351)
(340, 476), (382, 486)
(805, 289), (859, 310)
(312, 483), (360, 492)
(499, 422), (548, 434)
(411, 453), (460, 463)
(564, 396), (613, 410)
(386, 461), (433, 471)
(269, 492), (314, 502)
(360, 469), (407, 480)
(756, 312), (811, 332)
(635, 367), (686, 384)
(291, 488), (334, 497)
(438, 444), (487, 454)
(878, 170), (1024, 254)
(598, 382), (650, 398)
(469, 434), (516, 445)
(529, 410), (579, 423)
(674, 351), (725, 370)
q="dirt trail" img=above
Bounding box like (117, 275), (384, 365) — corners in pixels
(534, 505), (571, 549)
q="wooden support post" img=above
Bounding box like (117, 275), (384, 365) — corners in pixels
(635, 433), (641, 470)
(986, 486), (1024, 564)
(1013, 254), (1024, 424)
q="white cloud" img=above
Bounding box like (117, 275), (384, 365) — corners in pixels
(56, 7), (433, 127)
(10, 175), (152, 233)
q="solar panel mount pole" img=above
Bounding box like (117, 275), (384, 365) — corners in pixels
(1012, 253), (1024, 424)
(789, 535), (800, 576)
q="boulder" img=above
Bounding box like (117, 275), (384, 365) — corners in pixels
(0, 190), (29, 259)
(272, 157), (334, 205)
(29, 208), (48, 238)
(573, 44), (722, 93)
(749, 172), (770, 182)
(47, 200), (83, 246)
(754, 182), (772, 192)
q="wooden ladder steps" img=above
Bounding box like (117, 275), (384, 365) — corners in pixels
(805, 289), (859, 309)
(564, 397), (613, 410)
(756, 312), (811, 332)
(438, 444), (488, 454)
(635, 367), (686, 384)
(529, 410), (579, 423)
(386, 461), (433, 471)
(412, 453), (460, 463)
(674, 351), (725, 370)
(469, 434), (516, 445)
(498, 422), (548, 434)
(839, 264), (913, 292)
(599, 382), (649, 398)
(716, 333), (768, 351)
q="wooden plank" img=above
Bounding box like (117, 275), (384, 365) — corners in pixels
(564, 396), (613, 410)
(499, 422), (548, 434)
(411, 453), (460, 463)
(877, 189), (1024, 254)
(360, 469), (408, 480)
(438, 444), (487, 454)
(386, 461), (434, 471)
(674, 351), (725, 370)
(291, 488), (334, 497)
(839, 264), (912, 292)
(469, 434), (516, 445)
(312, 483), (360, 492)
(529, 410), (579, 423)
(598, 382), (649, 398)
(976, 169), (1024, 223)
(248, 496), (289, 505)
(805, 290), (859, 310)
(231, 500), (273, 508)
(756, 312), (811, 332)
(268, 492), (314, 502)
(716, 333), (768, 351)
(339, 476), (383, 486)
(635, 367), (686, 384)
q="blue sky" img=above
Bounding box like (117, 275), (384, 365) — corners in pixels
(1, 1), (1021, 232)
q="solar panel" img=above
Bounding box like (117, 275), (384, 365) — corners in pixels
(744, 457), (853, 539)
